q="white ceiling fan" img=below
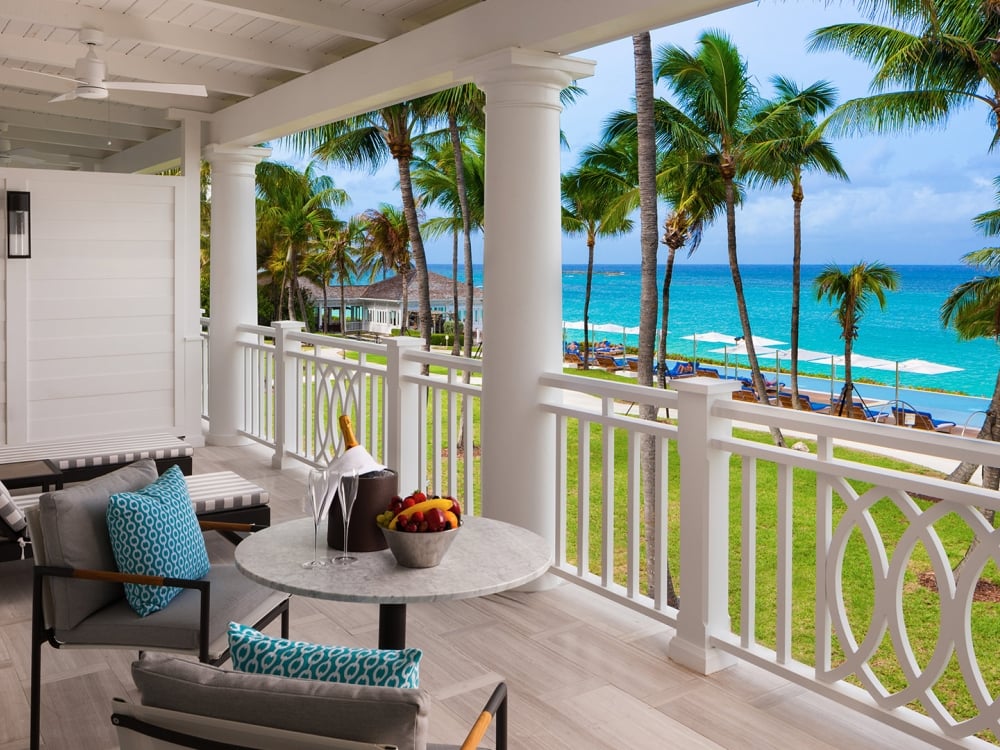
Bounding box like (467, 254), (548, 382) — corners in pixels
(27, 28), (208, 103)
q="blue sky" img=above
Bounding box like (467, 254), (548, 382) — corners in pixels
(273, 1), (996, 266)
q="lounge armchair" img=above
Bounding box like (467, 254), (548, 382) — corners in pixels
(732, 388), (759, 403)
(115, 653), (508, 750)
(563, 351), (585, 369)
(25, 460), (290, 750)
(695, 366), (721, 378)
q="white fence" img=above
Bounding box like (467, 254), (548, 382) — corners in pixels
(204, 321), (1000, 747)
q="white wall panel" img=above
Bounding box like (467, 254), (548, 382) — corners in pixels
(1, 168), (190, 443)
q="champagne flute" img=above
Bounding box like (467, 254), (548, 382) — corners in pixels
(332, 469), (359, 565)
(302, 468), (331, 568)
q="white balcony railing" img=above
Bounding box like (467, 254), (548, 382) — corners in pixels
(204, 321), (1000, 748)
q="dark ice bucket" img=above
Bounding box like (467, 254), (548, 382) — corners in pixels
(327, 469), (397, 552)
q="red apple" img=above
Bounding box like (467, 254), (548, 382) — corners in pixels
(426, 508), (446, 532)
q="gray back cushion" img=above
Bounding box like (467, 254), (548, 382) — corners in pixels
(132, 654), (430, 750)
(38, 459), (160, 630)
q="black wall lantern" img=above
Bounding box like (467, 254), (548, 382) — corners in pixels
(7, 191), (30, 259)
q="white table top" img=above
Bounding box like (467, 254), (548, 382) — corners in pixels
(234, 515), (552, 604)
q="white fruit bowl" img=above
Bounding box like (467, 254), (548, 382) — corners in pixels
(380, 524), (460, 568)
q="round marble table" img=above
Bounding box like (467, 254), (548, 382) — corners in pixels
(234, 515), (552, 649)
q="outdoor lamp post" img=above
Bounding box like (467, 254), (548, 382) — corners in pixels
(6, 191), (30, 259)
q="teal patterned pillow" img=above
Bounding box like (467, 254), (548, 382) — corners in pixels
(106, 465), (209, 617)
(228, 622), (421, 688)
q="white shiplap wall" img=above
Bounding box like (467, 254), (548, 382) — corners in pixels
(2, 169), (191, 443)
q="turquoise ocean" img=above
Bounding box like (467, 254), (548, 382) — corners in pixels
(428, 263), (996, 427)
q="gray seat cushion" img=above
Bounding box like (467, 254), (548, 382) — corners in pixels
(132, 653), (430, 750)
(37, 459), (160, 630)
(55, 564), (284, 655)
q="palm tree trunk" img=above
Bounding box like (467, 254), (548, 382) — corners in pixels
(451, 227), (460, 356)
(400, 269), (410, 336)
(658, 245), (678, 390)
(724, 174), (784, 447)
(339, 279), (346, 337)
(396, 155), (432, 363)
(790, 189), (803, 405)
(634, 31), (677, 607)
(322, 279), (330, 333)
(946, 369), (1000, 483)
(448, 112), (475, 365)
(583, 232), (596, 370)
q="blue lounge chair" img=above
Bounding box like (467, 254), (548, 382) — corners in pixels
(777, 393), (828, 412)
(892, 406), (956, 432)
(666, 361), (696, 379)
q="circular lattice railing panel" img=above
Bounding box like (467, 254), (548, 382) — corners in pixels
(305, 358), (365, 464)
(823, 475), (1000, 738)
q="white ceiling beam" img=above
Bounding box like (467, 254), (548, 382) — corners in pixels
(100, 128), (181, 174)
(12, 139), (109, 160)
(0, 34), (271, 98)
(210, 0), (747, 148)
(192, 0), (411, 43)
(0, 107), (163, 143)
(4, 124), (130, 152)
(0, 0), (334, 73)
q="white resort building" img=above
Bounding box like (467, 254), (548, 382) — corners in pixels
(303, 270), (484, 339)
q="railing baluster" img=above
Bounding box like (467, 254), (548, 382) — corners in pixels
(776, 462), (792, 664)
(741, 457), (757, 649)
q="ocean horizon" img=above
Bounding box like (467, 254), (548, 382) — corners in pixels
(429, 263), (997, 407)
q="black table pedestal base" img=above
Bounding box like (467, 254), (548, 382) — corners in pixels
(379, 603), (407, 649)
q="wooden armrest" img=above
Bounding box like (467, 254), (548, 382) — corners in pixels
(198, 520), (259, 533)
(460, 682), (508, 750)
(36, 564), (209, 591)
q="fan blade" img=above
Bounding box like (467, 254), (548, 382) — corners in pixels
(18, 68), (81, 85)
(49, 90), (79, 103)
(103, 81), (207, 97)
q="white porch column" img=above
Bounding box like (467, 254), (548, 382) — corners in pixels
(203, 145), (270, 446)
(470, 50), (594, 551)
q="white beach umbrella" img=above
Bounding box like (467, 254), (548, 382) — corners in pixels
(865, 357), (963, 406)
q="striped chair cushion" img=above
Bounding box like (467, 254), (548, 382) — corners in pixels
(183, 472), (269, 514)
(0, 481), (26, 537)
(0, 433), (192, 471)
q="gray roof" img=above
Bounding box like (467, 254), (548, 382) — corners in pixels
(302, 270), (482, 306)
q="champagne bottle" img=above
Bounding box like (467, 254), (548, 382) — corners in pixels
(339, 414), (359, 450)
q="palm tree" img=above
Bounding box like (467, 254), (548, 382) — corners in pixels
(654, 31), (800, 413)
(287, 102), (437, 349)
(255, 161), (348, 328)
(748, 77), (848, 404)
(940, 181), (1000, 477)
(632, 31), (678, 607)
(561, 164), (633, 369)
(412, 128), (485, 356)
(940, 195), (1000, 575)
(813, 261), (900, 410)
(656, 152), (726, 387)
(305, 216), (365, 334)
(361, 204), (413, 334)
(420, 85), (485, 360)
(808, 0), (1000, 149)
(592, 112), (726, 385)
